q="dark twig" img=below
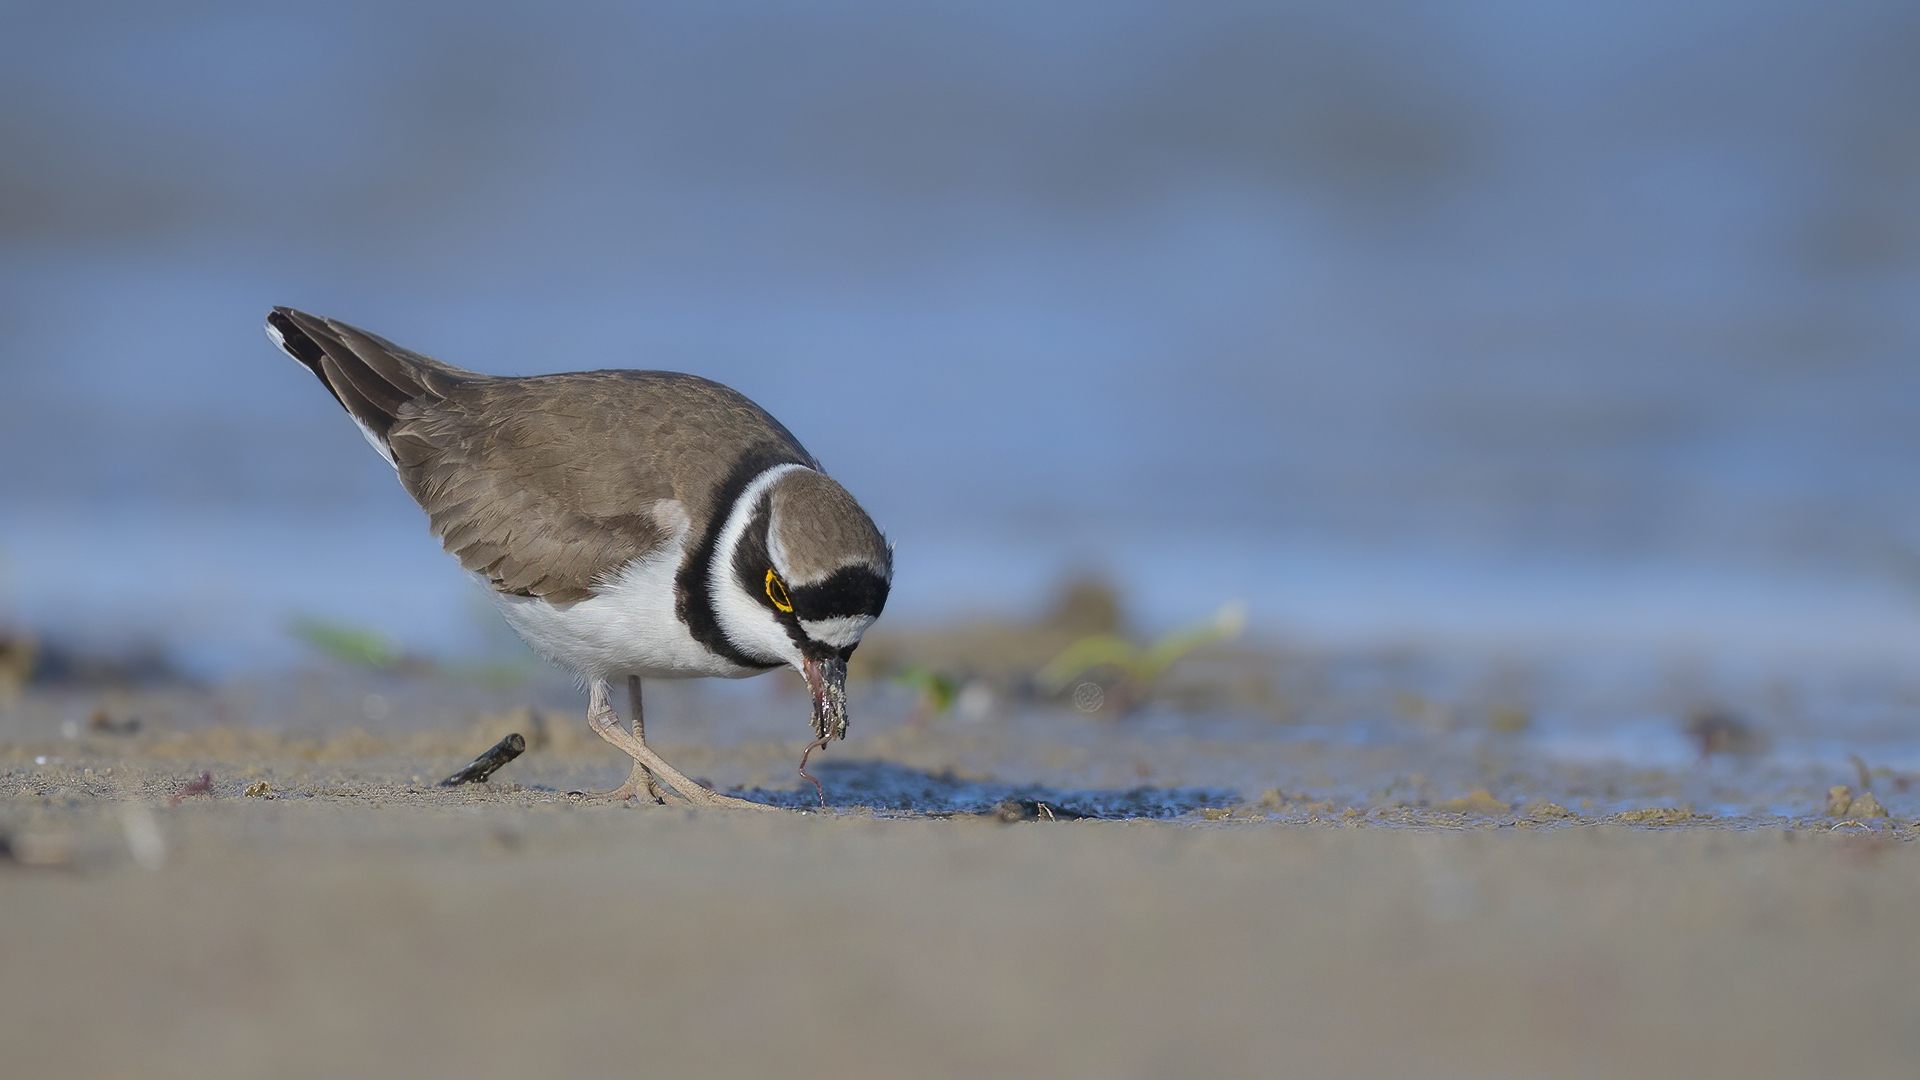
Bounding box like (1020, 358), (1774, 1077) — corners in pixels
(440, 733), (526, 786)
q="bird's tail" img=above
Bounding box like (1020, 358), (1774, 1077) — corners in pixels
(265, 307), (472, 463)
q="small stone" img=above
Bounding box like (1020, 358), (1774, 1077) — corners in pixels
(986, 798), (1088, 822)
(243, 781), (271, 797)
(1613, 806), (1699, 825)
(1825, 785), (1854, 817)
(1434, 789), (1509, 815)
(1848, 791), (1888, 819)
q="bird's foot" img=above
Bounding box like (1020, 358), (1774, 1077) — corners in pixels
(664, 783), (782, 811)
(585, 691), (778, 812)
(584, 780), (666, 805)
(587, 761), (669, 805)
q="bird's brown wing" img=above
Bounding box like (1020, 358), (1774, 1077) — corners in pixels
(390, 371), (817, 603)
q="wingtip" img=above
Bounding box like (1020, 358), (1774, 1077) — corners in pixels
(265, 307), (294, 343)
(264, 308), (330, 373)
(264, 309), (291, 353)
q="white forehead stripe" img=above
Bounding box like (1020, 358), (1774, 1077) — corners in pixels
(799, 615), (876, 650)
(710, 463), (810, 586)
(708, 462), (811, 666)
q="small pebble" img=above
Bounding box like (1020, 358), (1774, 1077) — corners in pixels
(1849, 791), (1888, 819)
(1825, 785), (1854, 817)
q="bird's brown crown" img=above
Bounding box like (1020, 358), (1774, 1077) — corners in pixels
(767, 469), (892, 586)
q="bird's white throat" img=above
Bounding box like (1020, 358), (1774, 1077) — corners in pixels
(488, 462), (822, 682)
(488, 513), (750, 681)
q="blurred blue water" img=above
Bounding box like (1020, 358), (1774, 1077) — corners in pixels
(3, 1), (1920, 673)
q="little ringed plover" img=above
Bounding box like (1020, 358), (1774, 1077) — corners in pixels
(265, 307), (892, 810)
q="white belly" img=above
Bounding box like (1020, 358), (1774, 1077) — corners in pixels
(486, 534), (764, 682)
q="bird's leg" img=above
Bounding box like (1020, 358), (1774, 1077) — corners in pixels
(595, 676), (668, 803)
(584, 679), (776, 812)
(629, 675), (671, 802)
(584, 680), (676, 804)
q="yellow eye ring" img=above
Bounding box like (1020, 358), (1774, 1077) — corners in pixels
(765, 569), (793, 612)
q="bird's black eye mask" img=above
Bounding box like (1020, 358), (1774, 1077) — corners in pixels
(732, 503), (793, 623)
(788, 566), (890, 622)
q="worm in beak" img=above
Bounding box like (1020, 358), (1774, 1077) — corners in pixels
(801, 655), (849, 742)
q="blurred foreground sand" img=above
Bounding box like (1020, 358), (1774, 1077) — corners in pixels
(2, 718), (1916, 1080)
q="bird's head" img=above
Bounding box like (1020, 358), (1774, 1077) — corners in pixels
(710, 465), (891, 741)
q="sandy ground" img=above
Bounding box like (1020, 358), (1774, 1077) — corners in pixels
(7, 800), (1919, 1080)
(3, 680), (1917, 1080)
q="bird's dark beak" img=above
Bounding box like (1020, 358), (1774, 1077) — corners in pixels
(802, 655), (849, 742)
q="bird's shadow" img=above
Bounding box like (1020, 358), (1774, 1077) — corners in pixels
(730, 759), (1235, 819)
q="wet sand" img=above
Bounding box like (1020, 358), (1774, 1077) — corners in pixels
(3, 693), (1917, 1079)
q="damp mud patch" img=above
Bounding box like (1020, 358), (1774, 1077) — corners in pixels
(734, 759), (1234, 818)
